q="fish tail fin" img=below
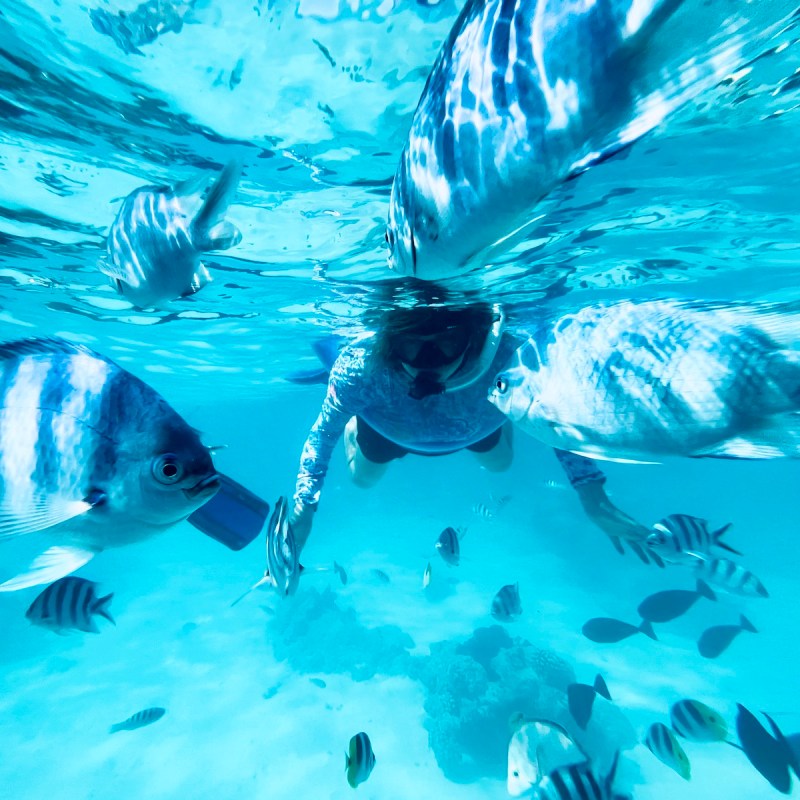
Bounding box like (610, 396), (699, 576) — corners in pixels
(594, 674), (612, 701)
(284, 368), (330, 386)
(695, 579), (717, 601)
(604, 751), (621, 797)
(93, 593), (115, 625)
(739, 614), (758, 634)
(712, 523), (742, 555)
(192, 160), (242, 251)
(639, 620), (658, 640)
(230, 575), (270, 607)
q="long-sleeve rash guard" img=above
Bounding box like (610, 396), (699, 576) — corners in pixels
(292, 333), (605, 515)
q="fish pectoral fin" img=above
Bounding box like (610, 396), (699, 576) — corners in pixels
(0, 545), (96, 592)
(97, 255), (132, 285)
(0, 495), (93, 539)
(202, 221), (242, 251)
(181, 265), (212, 297)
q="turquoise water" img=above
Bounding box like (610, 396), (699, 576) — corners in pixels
(2, 1), (800, 798)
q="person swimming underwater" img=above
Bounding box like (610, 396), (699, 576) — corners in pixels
(288, 282), (659, 563)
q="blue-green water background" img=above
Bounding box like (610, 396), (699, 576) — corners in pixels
(1, 1), (800, 798)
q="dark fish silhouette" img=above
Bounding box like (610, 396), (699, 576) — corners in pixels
(697, 615), (757, 659)
(110, 707), (166, 733)
(637, 580), (716, 623)
(567, 673), (611, 730)
(582, 617), (657, 644)
(736, 704), (792, 794)
(371, 569), (390, 584)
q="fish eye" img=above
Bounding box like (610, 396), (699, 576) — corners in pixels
(152, 454), (184, 485)
(495, 374), (509, 394)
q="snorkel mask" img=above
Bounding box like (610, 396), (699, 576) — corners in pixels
(393, 304), (505, 399)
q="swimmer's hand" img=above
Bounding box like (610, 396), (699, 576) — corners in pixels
(289, 503), (316, 554)
(575, 480), (663, 567)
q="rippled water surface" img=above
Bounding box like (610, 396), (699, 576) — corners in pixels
(2, 2), (800, 799)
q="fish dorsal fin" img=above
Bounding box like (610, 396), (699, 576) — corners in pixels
(0, 545), (96, 592)
(0, 338), (98, 364)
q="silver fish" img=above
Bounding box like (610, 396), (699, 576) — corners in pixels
(647, 513), (740, 564)
(492, 582), (522, 621)
(669, 699), (728, 742)
(489, 299), (800, 463)
(110, 707), (166, 733)
(0, 339), (219, 592)
(644, 722), (691, 780)
(102, 161), (241, 308)
(386, 0), (797, 279)
(692, 557), (769, 598)
(507, 715), (588, 797)
(697, 614), (757, 659)
(26, 576), (114, 634)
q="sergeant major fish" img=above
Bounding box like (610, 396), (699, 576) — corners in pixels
(491, 582), (522, 621)
(26, 576), (114, 634)
(110, 707), (166, 733)
(102, 160), (241, 308)
(669, 699), (729, 743)
(490, 299), (800, 463)
(386, 0), (798, 280)
(345, 731), (376, 788)
(644, 722), (691, 780)
(435, 525), (462, 566)
(0, 338), (219, 592)
(536, 752), (623, 800)
(692, 556), (769, 599)
(647, 513), (740, 564)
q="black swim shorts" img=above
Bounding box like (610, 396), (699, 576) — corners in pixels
(355, 417), (503, 464)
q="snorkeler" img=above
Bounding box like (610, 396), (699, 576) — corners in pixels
(288, 282), (658, 563)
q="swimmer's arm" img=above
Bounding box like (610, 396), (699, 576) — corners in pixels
(553, 449), (658, 565)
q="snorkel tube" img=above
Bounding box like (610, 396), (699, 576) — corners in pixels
(441, 304), (505, 393)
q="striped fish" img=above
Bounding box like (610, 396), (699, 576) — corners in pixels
(491, 582), (522, 621)
(692, 557), (769, 599)
(435, 525), (461, 566)
(647, 514), (740, 564)
(26, 576), (114, 634)
(669, 699), (728, 742)
(644, 722), (691, 780)
(0, 339), (219, 592)
(490, 299), (800, 463)
(102, 161), (241, 308)
(109, 707), (166, 734)
(537, 753), (621, 800)
(472, 493), (512, 520)
(386, 0), (797, 280)
(345, 731), (376, 788)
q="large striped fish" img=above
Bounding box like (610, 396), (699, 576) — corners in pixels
(102, 161), (241, 308)
(387, 0), (798, 279)
(0, 338), (219, 591)
(489, 299), (800, 463)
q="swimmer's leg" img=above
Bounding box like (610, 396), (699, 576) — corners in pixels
(471, 421), (514, 472)
(344, 416), (389, 488)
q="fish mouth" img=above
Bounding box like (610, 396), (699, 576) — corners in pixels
(184, 473), (221, 500)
